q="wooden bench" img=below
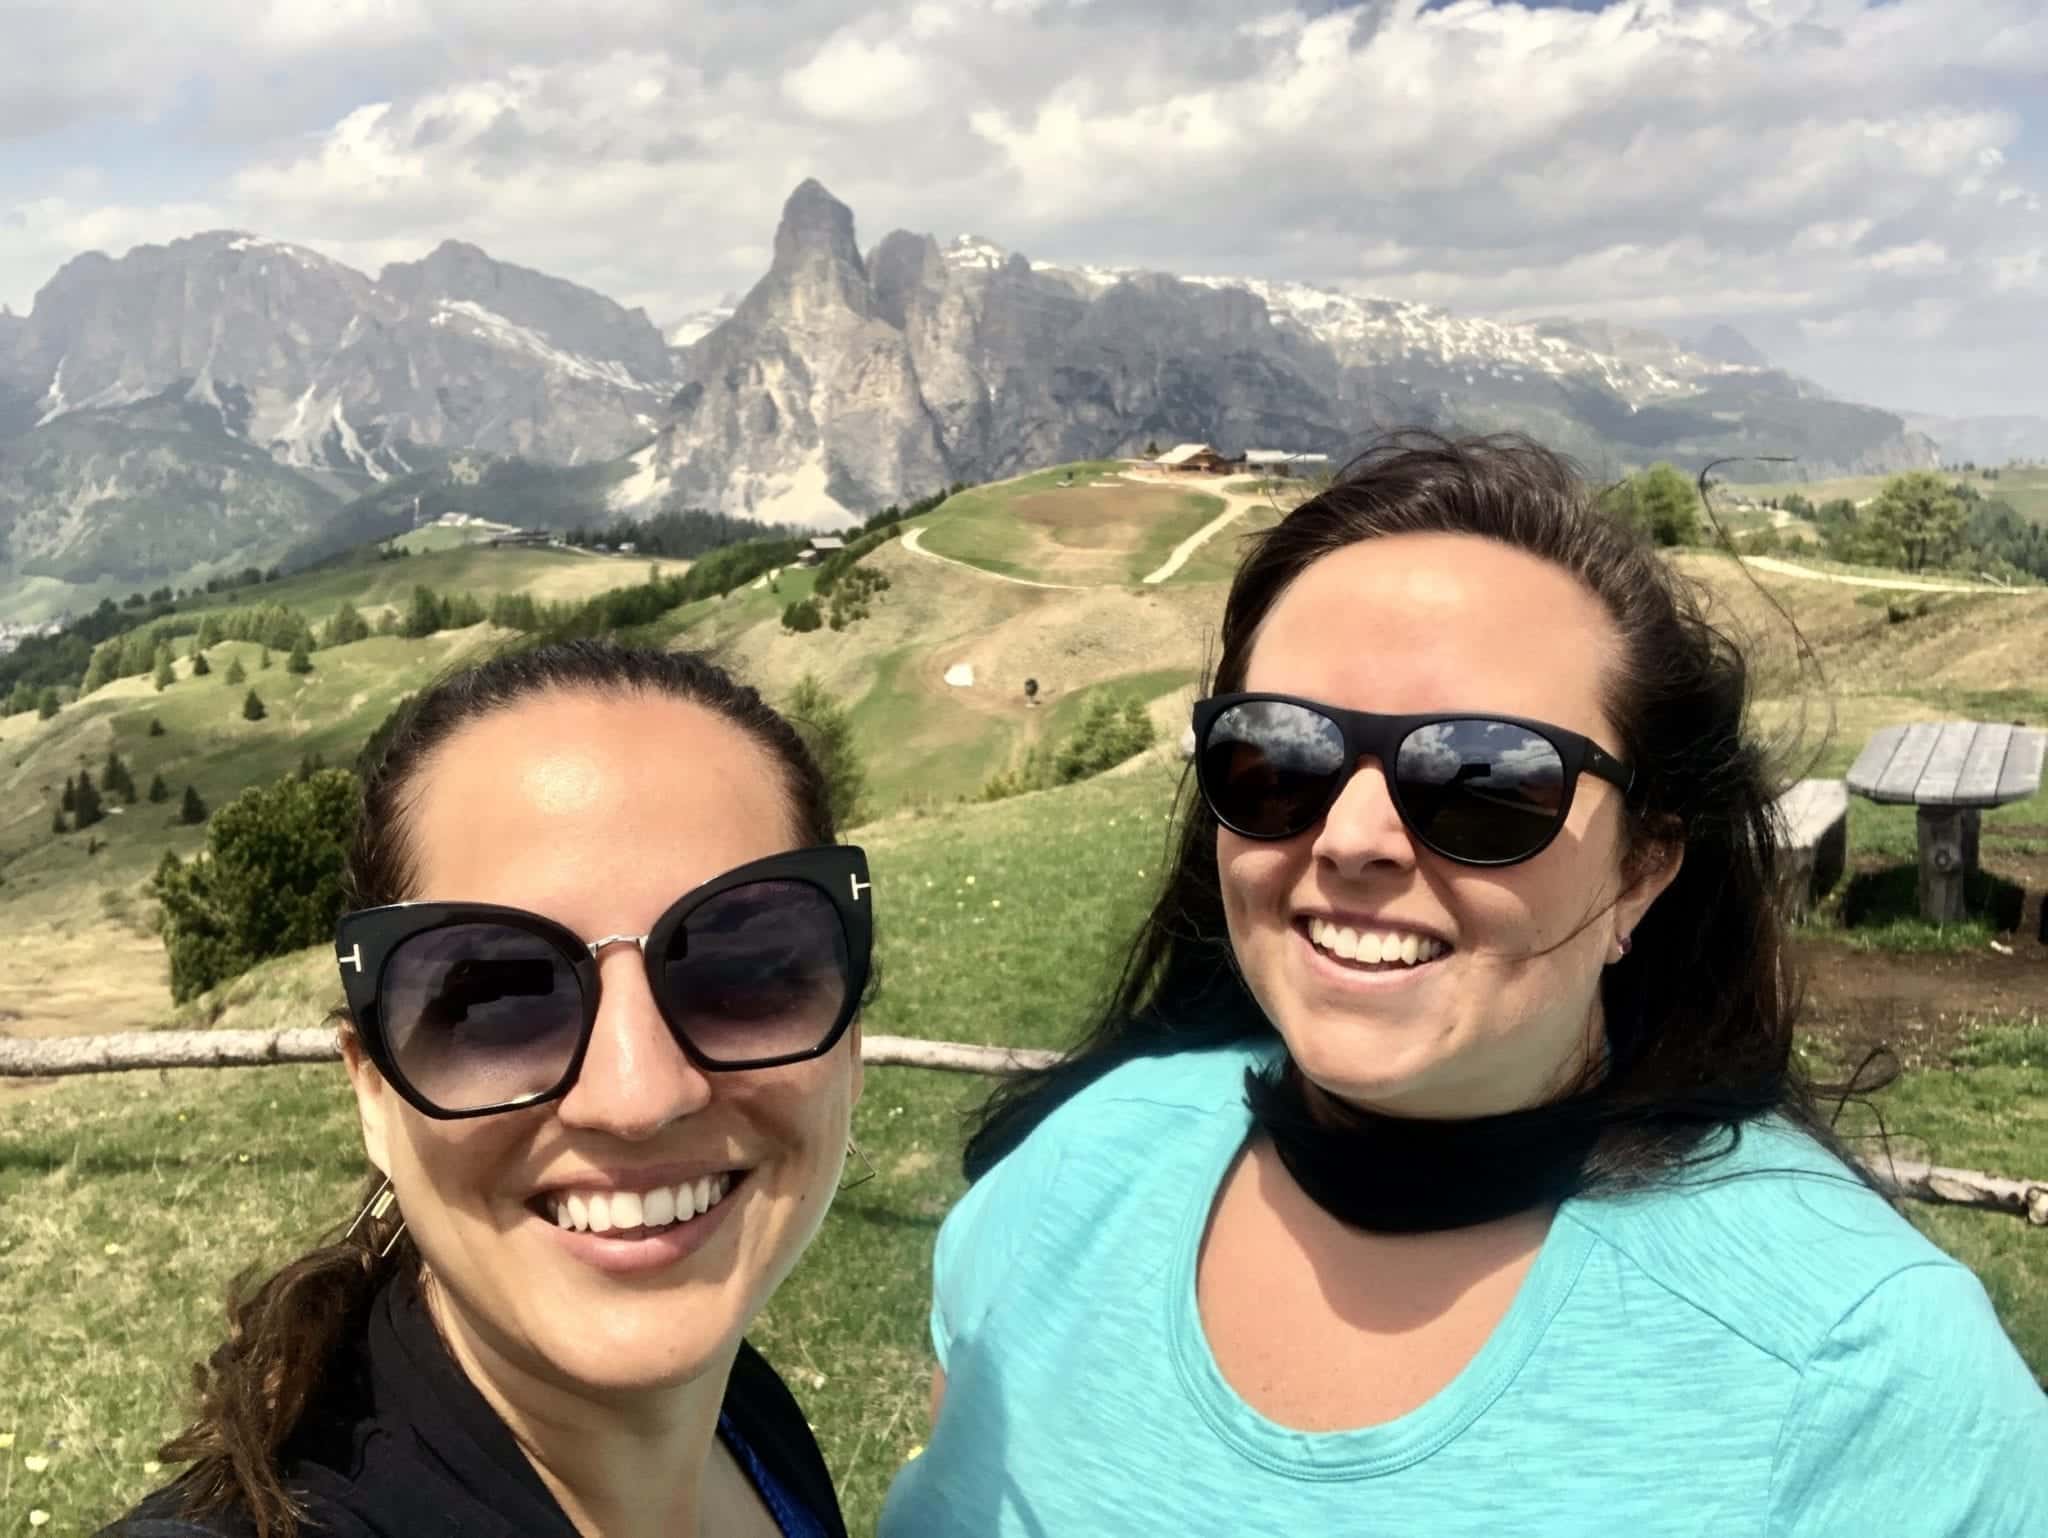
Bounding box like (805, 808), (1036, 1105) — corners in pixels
(1846, 721), (2047, 922)
(1772, 779), (1848, 917)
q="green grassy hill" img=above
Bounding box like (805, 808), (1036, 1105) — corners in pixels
(1746, 464), (2048, 524)
(3, 763), (2043, 1536)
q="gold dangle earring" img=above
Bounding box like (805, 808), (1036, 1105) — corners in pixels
(345, 1176), (408, 1258)
(840, 1138), (877, 1192)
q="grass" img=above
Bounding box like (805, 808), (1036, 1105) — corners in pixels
(914, 462), (1220, 586)
(0, 770), (1184, 1534)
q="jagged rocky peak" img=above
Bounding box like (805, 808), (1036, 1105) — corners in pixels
(379, 239), (671, 381)
(944, 233), (1009, 270)
(868, 230), (946, 329)
(763, 179), (873, 319)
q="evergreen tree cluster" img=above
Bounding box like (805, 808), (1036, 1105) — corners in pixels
(980, 693), (1157, 801)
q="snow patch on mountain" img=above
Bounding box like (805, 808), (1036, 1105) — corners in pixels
(608, 438), (673, 509)
(943, 234), (1009, 271)
(432, 300), (655, 392)
(737, 457), (852, 531)
(667, 307), (737, 348)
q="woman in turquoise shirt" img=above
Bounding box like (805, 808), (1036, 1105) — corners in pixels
(882, 433), (2047, 1536)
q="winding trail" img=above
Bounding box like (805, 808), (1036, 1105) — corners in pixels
(1738, 555), (2034, 595)
(900, 527), (1085, 591)
(1135, 475), (1280, 585)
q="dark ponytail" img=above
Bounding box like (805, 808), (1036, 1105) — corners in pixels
(157, 641), (835, 1536)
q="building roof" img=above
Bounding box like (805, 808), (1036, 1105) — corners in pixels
(1244, 450), (1332, 465)
(809, 535), (847, 550)
(1156, 442), (1219, 466)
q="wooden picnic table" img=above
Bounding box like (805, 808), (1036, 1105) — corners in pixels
(1845, 721), (2047, 922)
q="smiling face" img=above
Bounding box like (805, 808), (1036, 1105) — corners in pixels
(1220, 531), (1677, 1119)
(344, 688), (860, 1408)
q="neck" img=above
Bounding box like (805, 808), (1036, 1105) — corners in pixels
(426, 1275), (741, 1538)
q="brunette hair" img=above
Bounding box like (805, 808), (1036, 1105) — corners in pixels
(965, 431), (1858, 1185)
(159, 641), (836, 1537)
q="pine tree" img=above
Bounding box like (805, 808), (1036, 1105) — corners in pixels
(51, 806), (66, 835)
(148, 771), (169, 804)
(287, 640), (313, 675)
(36, 687), (58, 720)
(103, 750), (136, 802)
(73, 770), (104, 829)
(225, 655), (247, 686)
(61, 777), (76, 813)
(191, 649), (212, 677)
(784, 675), (866, 827)
(153, 646), (176, 691)
(179, 784), (208, 825)
(147, 717), (167, 738)
(242, 688), (267, 722)
(259, 646), (273, 670)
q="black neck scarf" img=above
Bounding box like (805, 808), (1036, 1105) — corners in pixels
(1241, 977), (1646, 1235)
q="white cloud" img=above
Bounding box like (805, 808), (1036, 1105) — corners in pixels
(0, 0), (2042, 414)
(783, 29), (938, 121)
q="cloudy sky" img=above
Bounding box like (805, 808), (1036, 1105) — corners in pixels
(2, 0), (2043, 416)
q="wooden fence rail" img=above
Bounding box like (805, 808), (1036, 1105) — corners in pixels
(4, 1028), (2044, 1226)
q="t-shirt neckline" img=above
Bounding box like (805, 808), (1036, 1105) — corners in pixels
(1164, 1091), (1598, 1481)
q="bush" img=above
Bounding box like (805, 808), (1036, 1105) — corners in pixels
(324, 600), (372, 648)
(785, 674), (866, 828)
(36, 687), (58, 720)
(72, 771), (104, 830)
(982, 693), (1156, 800)
(51, 806), (66, 836)
(152, 768), (360, 1002)
(242, 688), (267, 722)
(147, 717), (166, 737)
(782, 599), (823, 634)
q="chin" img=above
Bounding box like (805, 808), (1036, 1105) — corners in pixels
(1282, 1023), (1455, 1116)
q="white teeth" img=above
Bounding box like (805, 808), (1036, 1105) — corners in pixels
(551, 1173), (736, 1237)
(644, 1185), (676, 1228)
(1308, 921), (1445, 969)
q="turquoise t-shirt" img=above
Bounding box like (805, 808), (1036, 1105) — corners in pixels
(880, 1043), (2048, 1536)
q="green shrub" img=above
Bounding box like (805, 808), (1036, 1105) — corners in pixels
(190, 650), (212, 677)
(782, 599), (823, 634)
(36, 687), (58, 719)
(147, 772), (168, 804)
(179, 784), (208, 825)
(224, 655), (247, 686)
(242, 688), (267, 722)
(286, 641), (313, 674)
(785, 675), (866, 828)
(152, 769), (359, 1002)
(982, 693), (1156, 800)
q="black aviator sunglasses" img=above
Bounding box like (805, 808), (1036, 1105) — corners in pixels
(1192, 693), (1634, 866)
(336, 845), (873, 1120)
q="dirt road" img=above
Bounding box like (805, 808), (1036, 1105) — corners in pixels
(901, 527), (1085, 591)
(1739, 555), (2033, 595)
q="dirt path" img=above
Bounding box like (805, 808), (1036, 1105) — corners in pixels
(1133, 475), (1274, 585)
(1740, 555), (2032, 595)
(900, 528), (1086, 591)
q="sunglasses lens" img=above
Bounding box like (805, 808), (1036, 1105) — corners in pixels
(1396, 720), (1567, 862)
(381, 924), (583, 1112)
(1200, 700), (1348, 838)
(662, 880), (851, 1064)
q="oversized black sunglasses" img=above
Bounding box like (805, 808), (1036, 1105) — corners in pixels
(1192, 693), (1634, 866)
(336, 845), (873, 1120)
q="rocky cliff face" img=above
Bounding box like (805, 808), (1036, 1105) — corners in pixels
(622, 183), (1933, 522)
(0, 180), (1942, 593)
(3, 231), (671, 480)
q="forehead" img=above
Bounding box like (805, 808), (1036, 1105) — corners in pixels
(402, 689), (797, 916)
(1243, 532), (1621, 733)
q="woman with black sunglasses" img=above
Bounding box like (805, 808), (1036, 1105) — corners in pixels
(883, 434), (2047, 1535)
(106, 642), (866, 1538)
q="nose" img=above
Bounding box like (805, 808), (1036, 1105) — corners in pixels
(1310, 754), (1418, 878)
(556, 946), (713, 1139)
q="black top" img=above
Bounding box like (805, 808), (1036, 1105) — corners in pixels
(100, 1272), (846, 1538)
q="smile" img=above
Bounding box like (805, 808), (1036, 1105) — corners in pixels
(1303, 917), (1450, 970)
(544, 1172), (739, 1237)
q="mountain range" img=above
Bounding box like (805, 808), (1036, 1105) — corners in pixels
(1, 177), (2038, 608)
